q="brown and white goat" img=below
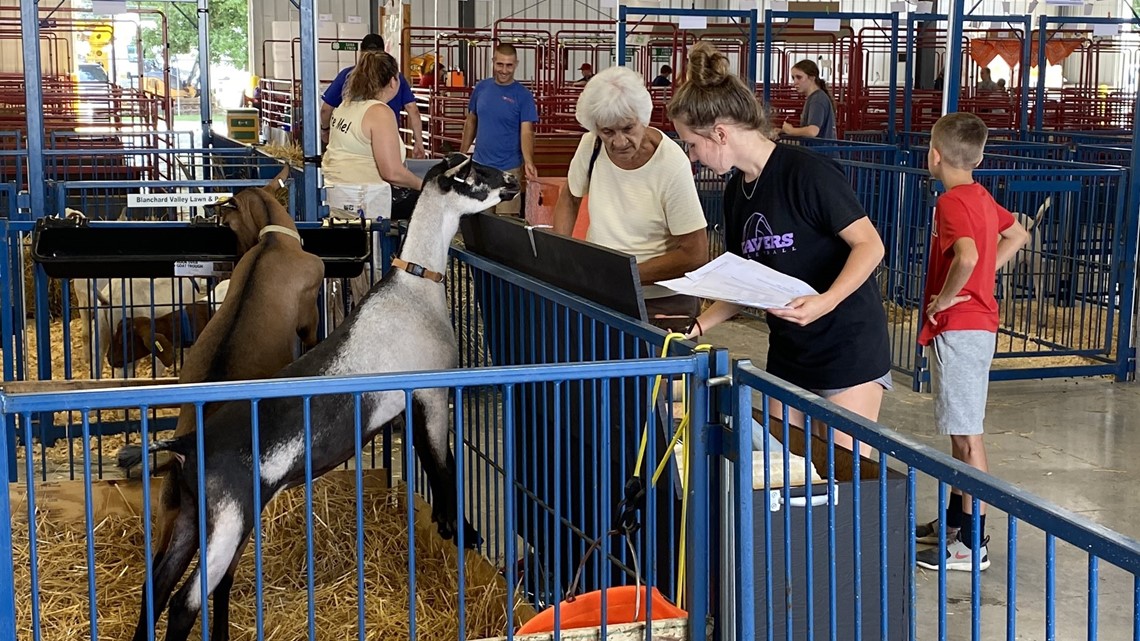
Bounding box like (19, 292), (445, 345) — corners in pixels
(117, 154), (519, 641)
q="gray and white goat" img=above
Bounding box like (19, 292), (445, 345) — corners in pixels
(117, 154), (519, 641)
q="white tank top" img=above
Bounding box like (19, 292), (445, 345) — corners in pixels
(323, 99), (406, 186)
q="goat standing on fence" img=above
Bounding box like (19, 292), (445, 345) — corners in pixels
(120, 172), (325, 571)
(117, 153), (518, 641)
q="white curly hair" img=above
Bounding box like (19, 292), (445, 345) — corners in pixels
(574, 66), (653, 133)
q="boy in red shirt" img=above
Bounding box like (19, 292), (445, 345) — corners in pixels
(915, 113), (1029, 572)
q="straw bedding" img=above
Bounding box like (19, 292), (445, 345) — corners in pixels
(12, 475), (535, 641)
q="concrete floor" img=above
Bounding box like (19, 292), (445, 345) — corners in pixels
(706, 317), (1139, 641)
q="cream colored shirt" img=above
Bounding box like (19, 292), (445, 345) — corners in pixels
(567, 129), (707, 298)
(323, 99), (406, 186)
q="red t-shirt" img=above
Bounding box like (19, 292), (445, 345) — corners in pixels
(918, 183), (1015, 346)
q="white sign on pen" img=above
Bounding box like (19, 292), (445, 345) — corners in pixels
(679, 15), (708, 29)
(1092, 22), (1120, 36)
(347, 15), (362, 23)
(127, 193), (234, 208)
(814, 17), (842, 31)
(890, 2), (907, 12)
(175, 261), (234, 278)
(916, 1), (934, 12)
(91, 0), (126, 15)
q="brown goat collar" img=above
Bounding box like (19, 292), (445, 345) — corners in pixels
(259, 224), (302, 245)
(391, 258), (445, 284)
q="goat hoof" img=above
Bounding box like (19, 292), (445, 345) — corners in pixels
(463, 519), (483, 549)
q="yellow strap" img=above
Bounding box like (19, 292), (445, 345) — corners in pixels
(632, 333), (713, 609)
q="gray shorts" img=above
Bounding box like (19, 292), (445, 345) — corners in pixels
(928, 330), (996, 436)
(810, 370), (894, 399)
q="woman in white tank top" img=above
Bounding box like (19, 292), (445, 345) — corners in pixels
(323, 51), (423, 218)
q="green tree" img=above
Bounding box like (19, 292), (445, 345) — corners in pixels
(139, 0), (249, 69)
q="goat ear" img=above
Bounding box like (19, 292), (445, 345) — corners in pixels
(264, 164), (290, 191)
(150, 331), (176, 368)
(442, 154), (474, 183)
(443, 153), (470, 170)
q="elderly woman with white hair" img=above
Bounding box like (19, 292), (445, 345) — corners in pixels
(552, 65), (709, 330)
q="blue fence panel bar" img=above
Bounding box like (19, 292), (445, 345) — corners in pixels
(731, 359), (1140, 641)
(445, 246), (720, 619)
(0, 355), (710, 641)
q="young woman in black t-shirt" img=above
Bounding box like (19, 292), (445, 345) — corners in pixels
(666, 42), (892, 452)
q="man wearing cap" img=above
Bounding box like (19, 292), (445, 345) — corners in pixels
(459, 43), (539, 215)
(319, 34), (426, 159)
(574, 62), (595, 85)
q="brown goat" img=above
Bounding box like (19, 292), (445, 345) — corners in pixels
(143, 167), (326, 558)
(106, 298), (216, 369)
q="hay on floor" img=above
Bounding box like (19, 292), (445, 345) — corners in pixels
(11, 472), (535, 641)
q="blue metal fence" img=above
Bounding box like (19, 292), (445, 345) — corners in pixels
(0, 238), (718, 641)
(3, 233), (1140, 641)
(728, 360), (1140, 641)
(0, 356), (712, 641)
(851, 155), (1134, 385)
(698, 140), (1136, 387)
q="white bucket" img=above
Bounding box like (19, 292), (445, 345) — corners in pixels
(325, 182), (392, 220)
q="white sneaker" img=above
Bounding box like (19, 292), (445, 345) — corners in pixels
(916, 535), (990, 572)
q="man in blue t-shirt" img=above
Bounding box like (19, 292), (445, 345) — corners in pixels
(459, 43), (539, 215)
(318, 33), (426, 159)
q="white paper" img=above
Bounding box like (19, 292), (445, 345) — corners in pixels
(1092, 22), (1120, 36)
(814, 17), (842, 31)
(319, 13), (334, 22)
(656, 252), (818, 310)
(347, 15), (362, 23)
(770, 1), (789, 11)
(1082, 2), (1094, 15)
(679, 15), (708, 29)
(1027, 0), (1039, 12)
(1002, 1), (1011, 11)
(890, 2), (907, 12)
(916, 1), (934, 11)
(600, 0), (616, 7)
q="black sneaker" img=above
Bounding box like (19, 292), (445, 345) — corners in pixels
(915, 519), (959, 545)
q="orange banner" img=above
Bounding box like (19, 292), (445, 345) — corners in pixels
(969, 38), (1084, 68)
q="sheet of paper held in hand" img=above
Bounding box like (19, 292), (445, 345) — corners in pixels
(656, 252), (818, 309)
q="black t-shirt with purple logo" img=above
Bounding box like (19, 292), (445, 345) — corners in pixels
(724, 143), (890, 390)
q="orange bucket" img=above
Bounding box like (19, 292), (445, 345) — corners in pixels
(516, 585), (686, 635)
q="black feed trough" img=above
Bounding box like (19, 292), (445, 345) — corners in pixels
(30, 216), (371, 279)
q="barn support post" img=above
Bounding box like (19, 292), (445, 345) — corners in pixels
(20, 0), (45, 219)
(299, 0), (321, 221)
(197, 0), (212, 146)
(1018, 14), (1032, 138)
(941, 0), (965, 113)
(1124, 60), (1140, 381)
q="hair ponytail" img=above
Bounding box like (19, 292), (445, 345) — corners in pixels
(344, 51), (399, 103)
(667, 41), (769, 133)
